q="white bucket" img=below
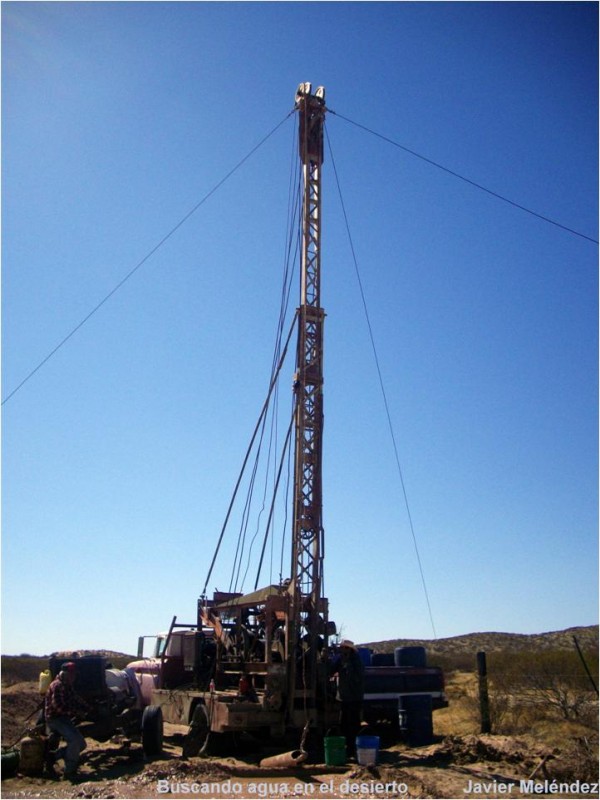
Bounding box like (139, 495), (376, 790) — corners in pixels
(356, 746), (378, 766)
(355, 735), (380, 766)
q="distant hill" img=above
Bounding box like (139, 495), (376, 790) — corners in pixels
(362, 624), (598, 655)
(2, 626), (597, 686)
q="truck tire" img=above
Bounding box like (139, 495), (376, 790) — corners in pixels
(394, 646), (427, 668)
(182, 704), (209, 758)
(142, 705), (163, 756)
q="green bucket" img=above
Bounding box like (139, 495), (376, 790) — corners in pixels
(1, 748), (20, 779)
(324, 736), (346, 766)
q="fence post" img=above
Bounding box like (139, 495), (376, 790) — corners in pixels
(573, 636), (599, 697)
(477, 651), (491, 733)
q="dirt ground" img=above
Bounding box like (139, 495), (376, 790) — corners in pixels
(2, 679), (598, 800)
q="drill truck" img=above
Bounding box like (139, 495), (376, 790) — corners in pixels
(128, 83), (338, 753)
(43, 84), (446, 759)
(125, 83), (446, 756)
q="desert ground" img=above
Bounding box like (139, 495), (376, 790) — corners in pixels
(2, 630), (598, 799)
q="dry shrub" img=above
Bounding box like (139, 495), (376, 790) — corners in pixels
(461, 683), (534, 735)
(547, 734), (600, 783)
(488, 650), (598, 728)
(1, 655), (48, 687)
(456, 649), (598, 739)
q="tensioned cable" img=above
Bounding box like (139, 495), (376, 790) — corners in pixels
(233, 379), (277, 594)
(232, 135), (302, 592)
(328, 109), (598, 246)
(230, 450), (262, 593)
(326, 127), (438, 639)
(2, 110), (295, 407)
(274, 124), (303, 365)
(279, 397), (294, 582)
(268, 153), (301, 584)
(201, 311), (297, 598)
(254, 406), (295, 590)
(204, 125), (301, 596)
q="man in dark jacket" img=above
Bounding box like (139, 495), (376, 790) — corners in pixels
(45, 662), (91, 779)
(332, 639), (364, 757)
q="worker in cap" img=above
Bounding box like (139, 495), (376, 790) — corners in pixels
(331, 639), (365, 758)
(44, 661), (92, 780)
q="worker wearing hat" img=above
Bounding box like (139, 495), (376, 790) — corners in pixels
(44, 662), (92, 780)
(332, 640), (365, 758)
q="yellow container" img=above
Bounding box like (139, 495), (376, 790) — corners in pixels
(38, 669), (52, 695)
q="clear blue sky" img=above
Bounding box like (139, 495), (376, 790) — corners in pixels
(2, 2), (597, 656)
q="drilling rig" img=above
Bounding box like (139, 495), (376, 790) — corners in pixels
(126, 83), (339, 750)
(192, 82), (336, 737)
(47, 84), (445, 758)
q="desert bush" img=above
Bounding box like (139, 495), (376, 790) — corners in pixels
(429, 652), (479, 674)
(1, 655), (48, 686)
(548, 734), (600, 783)
(459, 650), (599, 735)
(458, 649), (598, 735)
(488, 650), (598, 724)
(462, 680), (531, 734)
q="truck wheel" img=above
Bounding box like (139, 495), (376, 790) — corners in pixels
(182, 704), (209, 758)
(142, 705), (163, 756)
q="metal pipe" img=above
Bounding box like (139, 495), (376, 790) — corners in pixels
(259, 749), (307, 768)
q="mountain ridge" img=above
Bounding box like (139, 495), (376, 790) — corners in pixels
(361, 624), (598, 654)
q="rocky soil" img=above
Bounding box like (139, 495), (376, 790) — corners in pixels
(2, 680), (597, 799)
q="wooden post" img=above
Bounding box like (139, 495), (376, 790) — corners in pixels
(573, 636), (599, 697)
(477, 651), (491, 734)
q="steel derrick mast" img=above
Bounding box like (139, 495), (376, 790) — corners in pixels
(288, 83), (327, 715)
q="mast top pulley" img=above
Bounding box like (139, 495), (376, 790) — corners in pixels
(296, 83), (326, 166)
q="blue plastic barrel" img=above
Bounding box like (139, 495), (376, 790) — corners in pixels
(394, 646), (427, 668)
(371, 652), (394, 666)
(401, 694), (433, 746)
(357, 647), (372, 666)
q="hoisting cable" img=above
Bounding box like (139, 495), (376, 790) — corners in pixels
(278, 400), (294, 581)
(326, 127), (438, 640)
(327, 108), (598, 246)
(230, 441), (263, 593)
(236, 397), (278, 593)
(230, 312), (286, 593)
(232, 138), (303, 592)
(253, 405), (295, 590)
(258, 157), (302, 586)
(2, 109), (296, 407)
(273, 123), (303, 365)
(232, 384), (280, 593)
(201, 310), (297, 598)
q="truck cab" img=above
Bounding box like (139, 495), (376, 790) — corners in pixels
(128, 624), (216, 700)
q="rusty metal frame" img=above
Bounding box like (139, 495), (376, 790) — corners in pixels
(288, 84), (327, 718)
